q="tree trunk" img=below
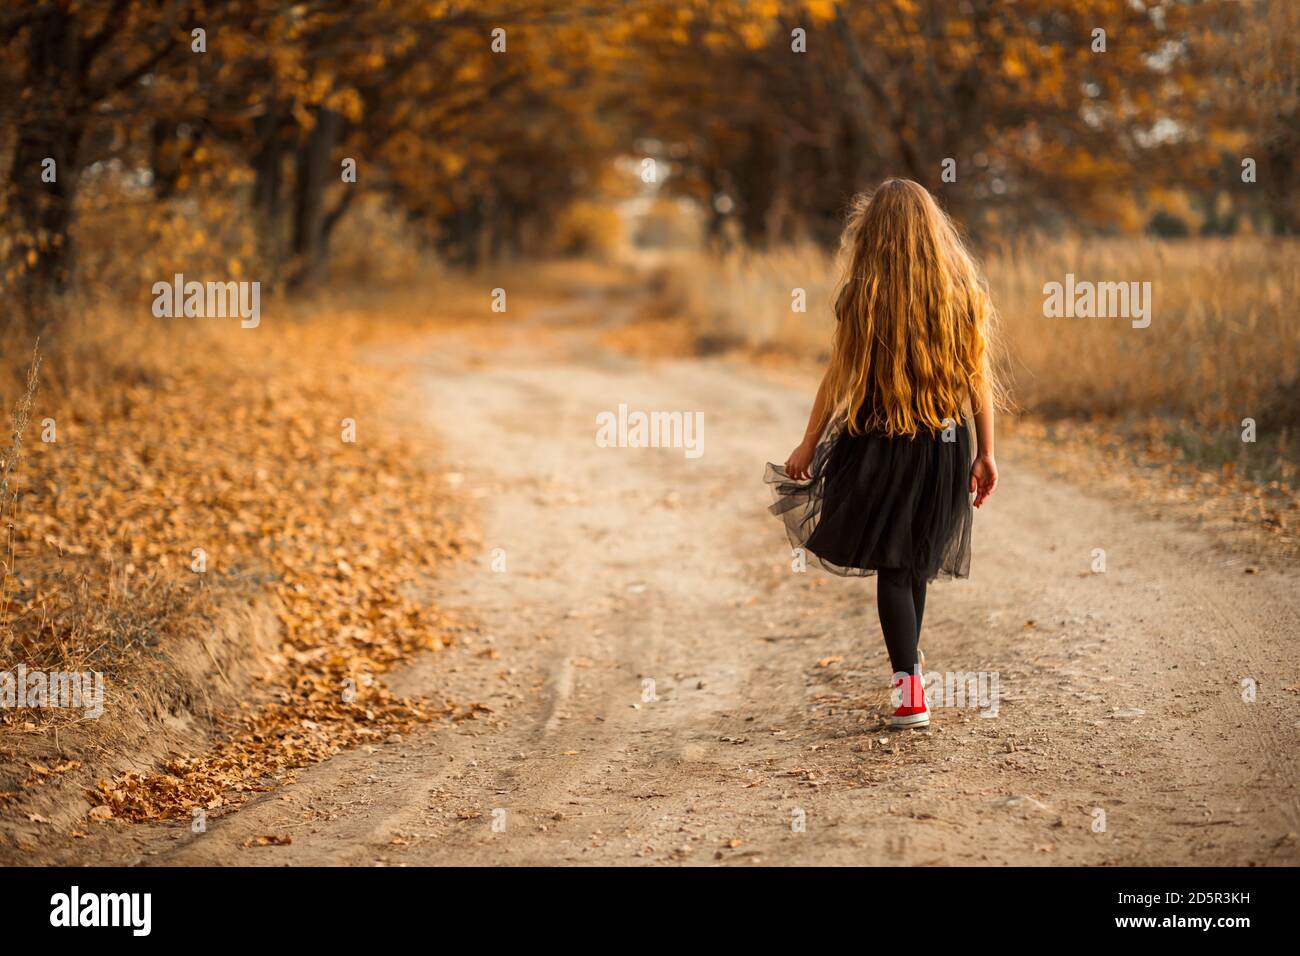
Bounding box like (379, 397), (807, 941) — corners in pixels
(6, 7), (83, 314)
(252, 106), (290, 283)
(289, 107), (344, 288)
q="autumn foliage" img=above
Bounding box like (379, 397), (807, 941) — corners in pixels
(1, 0), (1295, 310)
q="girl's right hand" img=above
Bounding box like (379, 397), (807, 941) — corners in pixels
(785, 439), (816, 480)
(970, 453), (998, 508)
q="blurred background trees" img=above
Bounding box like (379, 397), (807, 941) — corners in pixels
(0, 0), (1293, 322)
(621, 0), (1292, 245)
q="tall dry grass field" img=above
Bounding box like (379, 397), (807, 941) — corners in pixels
(986, 238), (1299, 427)
(664, 238), (1300, 448)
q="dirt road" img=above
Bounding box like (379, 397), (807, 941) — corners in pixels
(61, 282), (1300, 866)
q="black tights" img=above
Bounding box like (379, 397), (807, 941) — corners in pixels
(877, 568), (927, 675)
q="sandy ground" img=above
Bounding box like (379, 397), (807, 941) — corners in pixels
(40, 284), (1300, 866)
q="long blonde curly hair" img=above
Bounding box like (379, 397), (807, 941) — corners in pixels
(826, 179), (1002, 437)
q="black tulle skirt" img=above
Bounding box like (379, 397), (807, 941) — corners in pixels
(765, 418), (973, 580)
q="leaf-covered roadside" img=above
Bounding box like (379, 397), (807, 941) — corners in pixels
(2, 309), (471, 823)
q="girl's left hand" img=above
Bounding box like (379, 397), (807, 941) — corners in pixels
(970, 454), (998, 508)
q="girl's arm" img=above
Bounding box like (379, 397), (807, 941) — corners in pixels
(784, 366), (832, 479)
(970, 377), (998, 508)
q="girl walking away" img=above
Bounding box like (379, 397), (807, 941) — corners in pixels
(765, 179), (1002, 730)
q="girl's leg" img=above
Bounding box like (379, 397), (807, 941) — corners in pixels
(911, 575), (928, 640)
(877, 567), (919, 675)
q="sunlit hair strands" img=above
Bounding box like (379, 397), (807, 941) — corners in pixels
(826, 179), (1004, 437)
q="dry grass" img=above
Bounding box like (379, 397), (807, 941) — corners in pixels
(658, 237), (1300, 485)
(656, 244), (839, 359)
(1, 344), (40, 629)
(985, 236), (1299, 426)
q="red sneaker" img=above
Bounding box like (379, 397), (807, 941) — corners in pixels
(890, 673), (930, 729)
